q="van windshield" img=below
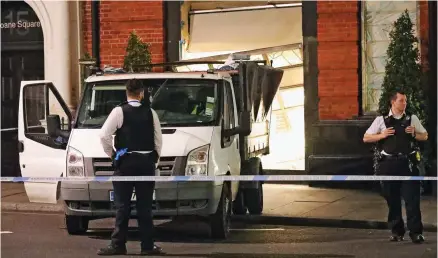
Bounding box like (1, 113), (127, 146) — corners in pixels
(75, 78), (219, 128)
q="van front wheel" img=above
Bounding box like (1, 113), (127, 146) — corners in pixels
(65, 215), (89, 235)
(210, 184), (231, 239)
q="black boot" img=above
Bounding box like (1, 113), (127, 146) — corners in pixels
(140, 245), (165, 255)
(409, 233), (425, 244)
(389, 234), (404, 242)
(97, 245), (127, 256)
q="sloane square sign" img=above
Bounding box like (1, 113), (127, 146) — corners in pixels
(1, 20), (41, 29)
(1, 2), (44, 44)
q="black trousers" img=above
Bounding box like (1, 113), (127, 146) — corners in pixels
(379, 156), (423, 235)
(111, 153), (156, 250)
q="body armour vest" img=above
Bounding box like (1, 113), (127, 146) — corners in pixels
(380, 114), (413, 155)
(114, 103), (155, 152)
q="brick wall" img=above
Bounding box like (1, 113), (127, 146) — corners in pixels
(316, 1), (431, 120)
(317, 1), (359, 120)
(82, 0), (165, 68)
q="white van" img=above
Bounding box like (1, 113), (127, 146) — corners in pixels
(18, 59), (283, 239)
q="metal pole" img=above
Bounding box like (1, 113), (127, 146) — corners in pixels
(428, 1), (437, 166)
(190, 3), (302, 15)
(91, 0), (101, 68)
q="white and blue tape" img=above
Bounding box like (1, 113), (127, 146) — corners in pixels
(0, 175), (436, 182)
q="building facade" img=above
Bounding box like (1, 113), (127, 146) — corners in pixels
(1, 1), (436, 179)
(307, 1), (436, 180)
(1, 0), (171, 176)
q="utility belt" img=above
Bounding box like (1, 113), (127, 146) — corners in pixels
(380, 150), (419, 163)
(375, 150), (422, 176)
(112, 148), (158, 168)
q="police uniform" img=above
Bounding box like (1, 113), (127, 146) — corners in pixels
(98, 98), (163, 255)
(366, 110), (426, 243)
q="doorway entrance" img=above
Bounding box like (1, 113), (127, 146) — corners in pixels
(1, 0), (44, 176)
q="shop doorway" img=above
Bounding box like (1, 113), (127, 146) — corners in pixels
(178, 2), (305, 171)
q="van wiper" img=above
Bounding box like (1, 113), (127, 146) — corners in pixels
(78, 124), (102, 129)
(151, 79), (169, 107)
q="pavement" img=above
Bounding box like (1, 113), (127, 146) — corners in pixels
(1, 182), (437, 232)
(1, 212), (437, 258)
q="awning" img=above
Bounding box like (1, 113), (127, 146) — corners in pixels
(187, 6), (302, 53)
(241, 62), (284, 119)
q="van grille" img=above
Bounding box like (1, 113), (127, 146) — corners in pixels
(92, 156), (177, 176)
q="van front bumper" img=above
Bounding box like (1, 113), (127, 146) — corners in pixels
(61, 181), (223, 218)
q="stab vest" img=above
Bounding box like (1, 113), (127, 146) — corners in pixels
(114, 102), (155, 152)
(380, 114), (414, 155)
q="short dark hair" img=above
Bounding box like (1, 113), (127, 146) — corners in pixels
(126, 79), (143, 96)
(389, 90), (406, 102)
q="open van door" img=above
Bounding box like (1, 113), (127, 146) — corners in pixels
(18, 81), (72, 203)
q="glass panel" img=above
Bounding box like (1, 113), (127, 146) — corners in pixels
(23, 84), (46, 134)
(280, 87), (304, 108)
(76, 79), (218, 128)
(365, 1), (418, 13)
(268, 49), (303, 68)
(23, 84), (70, 134)
(362, 1), (418, 112)
(48, 88), (70, 131)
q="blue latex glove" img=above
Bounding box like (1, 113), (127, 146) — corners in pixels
(55, 136), (67, 144)
(114, 148), (128, 161)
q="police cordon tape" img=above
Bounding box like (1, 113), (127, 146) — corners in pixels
(0, 175), (436, 182)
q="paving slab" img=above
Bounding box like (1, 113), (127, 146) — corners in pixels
(1, 182), (436, 231)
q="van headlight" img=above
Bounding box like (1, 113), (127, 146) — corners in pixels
(185, 145), (209, 176)
(67, 147), (85, 177)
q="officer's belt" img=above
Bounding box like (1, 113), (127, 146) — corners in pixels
(381, 150), (415, 159)
(127, 151), (153, 154)
(381, 150), (415, 155)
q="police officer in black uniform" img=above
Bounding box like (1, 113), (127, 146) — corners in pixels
(364, 91), (428, 244)
(98, 79), (164, 255)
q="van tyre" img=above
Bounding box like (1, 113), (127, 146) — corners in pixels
(232, 189), (247, 215)
(244, 181), (263, 215)
(65, 215), (89, 235)
(210, 183), (231, 239)
(243, 158), (264, 215)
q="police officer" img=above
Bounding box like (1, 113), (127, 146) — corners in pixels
(363, 90), (428, 244)
(97, 79), (164, 255)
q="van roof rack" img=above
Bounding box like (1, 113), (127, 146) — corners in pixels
(89, 59), (269, 76)
(89, 66), (127, 76)
(143, 60), (268, 68)
(134, 60), (269, 73)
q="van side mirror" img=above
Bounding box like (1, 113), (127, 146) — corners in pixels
(47, 115), (61, 137)
(222, 111), (251, 138)
(237, 111), (251, 136)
